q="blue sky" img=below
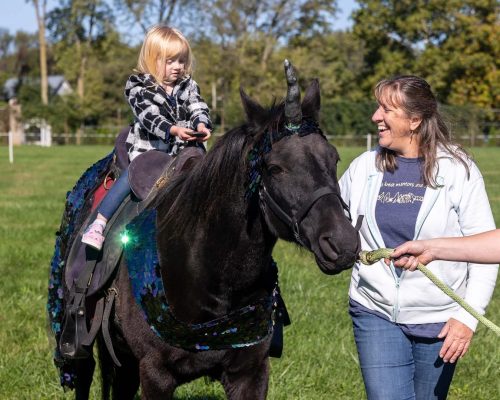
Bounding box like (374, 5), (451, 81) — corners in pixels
(0, 0), (358, 39)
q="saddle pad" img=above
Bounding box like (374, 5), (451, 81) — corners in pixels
(124, 209), (276, 351)
(48, 151), (115, 388)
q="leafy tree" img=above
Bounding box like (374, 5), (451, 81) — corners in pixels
(113, 0), (197, 35)
(0, 29), (14, 91)
(352, 0), (499, 110)
(199, 0), (338, 70)
(47, 0), (116, 138)
(11, 32), (39, 84)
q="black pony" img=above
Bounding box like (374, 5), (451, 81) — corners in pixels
(76, 61), (361, 399)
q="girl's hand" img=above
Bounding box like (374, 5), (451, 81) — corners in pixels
(170, 125), (197, 141)
(196, 123), (212, 142)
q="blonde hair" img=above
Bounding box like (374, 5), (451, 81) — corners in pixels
(136, 25), (193, 84)
(374, 76), (470, 188)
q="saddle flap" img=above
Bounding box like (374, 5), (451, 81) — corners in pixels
(128, 146), (204, 201)
(129, 150), (173, 201)
(65, 198), (144, 296)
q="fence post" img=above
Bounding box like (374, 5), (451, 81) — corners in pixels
(8, 98), (24, 145)
(40, 121), (52, 147)
(8, 130), (14, 163)
(366, 133), (372, 151)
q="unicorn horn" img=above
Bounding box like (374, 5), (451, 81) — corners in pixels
(284, 59), (302, 129)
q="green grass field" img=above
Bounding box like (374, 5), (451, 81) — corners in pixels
(0, 145), (498, 399)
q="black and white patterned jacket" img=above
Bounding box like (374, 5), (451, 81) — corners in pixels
(124, 73), (212, 160)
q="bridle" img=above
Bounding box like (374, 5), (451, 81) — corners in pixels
(259, 184), (355, 246)
(250, 60), (362, 246)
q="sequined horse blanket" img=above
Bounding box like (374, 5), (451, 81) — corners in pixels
(124, 209), (280, 351)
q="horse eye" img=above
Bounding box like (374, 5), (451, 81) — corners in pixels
(267, 164), (283, 175)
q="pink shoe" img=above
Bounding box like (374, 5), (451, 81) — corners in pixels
(82, 222), (105, 250)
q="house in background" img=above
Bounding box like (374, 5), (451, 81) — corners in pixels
(2, 75), (72, 145)
(3, 75), (73, 100)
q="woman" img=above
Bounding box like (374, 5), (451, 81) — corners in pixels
(391, 229), (500, 268)
(339, 75), (498, 400)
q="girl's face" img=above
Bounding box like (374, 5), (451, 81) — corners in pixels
(372, 91), (421, 157)
(157, 56), (185, 84)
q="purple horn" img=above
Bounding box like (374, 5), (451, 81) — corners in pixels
(284, 59), (302, 130)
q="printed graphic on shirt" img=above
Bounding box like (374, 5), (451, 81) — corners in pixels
(378, 182), (425, 204)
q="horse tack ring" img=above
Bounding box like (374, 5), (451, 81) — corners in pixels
(103, 170), (116, 190)
(155, 176), (168, 189)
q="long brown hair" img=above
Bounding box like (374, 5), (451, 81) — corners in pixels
(374, 76), (470, 188)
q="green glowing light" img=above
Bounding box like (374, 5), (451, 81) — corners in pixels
(120, 231), (130, 245)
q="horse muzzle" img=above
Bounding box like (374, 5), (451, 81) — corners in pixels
(313, 234), (360, 275)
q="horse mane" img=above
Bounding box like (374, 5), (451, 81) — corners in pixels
(154, 101), (285, 234)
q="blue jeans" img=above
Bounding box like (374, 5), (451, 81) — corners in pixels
(351, 310), (456, 400)
(98, 168), (130, 220)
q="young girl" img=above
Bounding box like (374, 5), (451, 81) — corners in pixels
(82, 25), (212, 250)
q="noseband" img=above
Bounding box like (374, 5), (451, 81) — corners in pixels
(259, 184), (353, 246)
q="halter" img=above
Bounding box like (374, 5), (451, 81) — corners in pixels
(259, 185), (352, 246)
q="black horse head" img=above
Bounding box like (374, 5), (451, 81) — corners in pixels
(239, 60), (360, 274)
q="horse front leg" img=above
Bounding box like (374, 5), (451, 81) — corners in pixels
(138, 355), (178, 400)
(221, 355), (270, 400)
(74, 357), (95, 400)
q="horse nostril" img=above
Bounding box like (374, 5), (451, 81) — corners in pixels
(319, 235), (339, 262)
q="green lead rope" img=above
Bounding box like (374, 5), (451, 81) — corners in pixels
(359, 248), (500, 336)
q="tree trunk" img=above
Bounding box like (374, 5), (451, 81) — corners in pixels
(76, 39), (86, 146)
(260, 37), (274, 71)
(33, 0), (48, 105)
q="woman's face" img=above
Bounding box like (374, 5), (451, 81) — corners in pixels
(372, 91), (421, 157)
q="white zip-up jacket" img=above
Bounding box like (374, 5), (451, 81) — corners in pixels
(340, 149), (498, 331)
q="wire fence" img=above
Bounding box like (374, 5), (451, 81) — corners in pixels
(1, 131), (500, 149)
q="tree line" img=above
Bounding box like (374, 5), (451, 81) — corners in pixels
(1, 0), (498, 139)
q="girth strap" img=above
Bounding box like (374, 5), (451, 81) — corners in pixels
(80, 297), (104, 346)
(101, 288), (121, 367)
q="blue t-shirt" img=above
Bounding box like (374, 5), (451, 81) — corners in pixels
(350, 156), (445, 338)
(375, 156), (426, 255)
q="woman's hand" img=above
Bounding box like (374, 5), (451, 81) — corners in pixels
(438, 318), (473, 363)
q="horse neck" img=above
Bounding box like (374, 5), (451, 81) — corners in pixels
(157, 184), (277, 324)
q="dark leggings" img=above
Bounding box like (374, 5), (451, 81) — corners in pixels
(98, 168), (130, 220)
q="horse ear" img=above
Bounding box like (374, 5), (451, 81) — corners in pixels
(301, 79), (320, 120)
(240, 87), (268, 126)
